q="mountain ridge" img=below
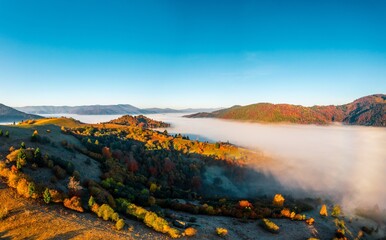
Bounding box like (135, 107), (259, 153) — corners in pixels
(185, 94), (386, 127)
(15, 105), (219, 115)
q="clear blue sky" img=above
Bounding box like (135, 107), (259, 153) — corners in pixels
(0, 0), (385, 108)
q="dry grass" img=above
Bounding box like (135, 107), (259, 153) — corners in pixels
(0, 182), (133, 239)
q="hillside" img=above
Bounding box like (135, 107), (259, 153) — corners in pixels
(0, 116), (383, 239)
(105, 115), (170, 128)
(186, 94), (386, 126)
(0, 104), (42, 123)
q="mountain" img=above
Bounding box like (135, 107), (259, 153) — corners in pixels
(15, 104), (143, 115)
(185, 94), (386, 127)
(0, 104), (42, 123)
(15, 105), (219, 115)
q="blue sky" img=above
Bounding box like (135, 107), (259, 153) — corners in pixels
(0, 0), (385, 108)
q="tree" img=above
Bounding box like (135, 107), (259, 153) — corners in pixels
(28, 182), (35, 197)
(5, 131), (9, 137)
(34, 148), (41, 160)
(68, 176), (83, 196)
(0, 129), (3, 136)
(43, 188), (51, 204)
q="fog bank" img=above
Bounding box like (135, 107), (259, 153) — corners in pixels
(148, 113), (386, 210)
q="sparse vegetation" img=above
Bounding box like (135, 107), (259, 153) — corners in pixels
(184, 227), (197, 237)
(331, 205), (341, 217)
(320, 204), (328, 216)
(261, 218), (280, 233)
(43, 188), (51, 204)
(216, 227), (228, 237)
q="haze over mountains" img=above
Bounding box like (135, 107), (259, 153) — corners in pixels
(0, 104), (42, 123)
(15, 105), (218, 115)
(186, 94), (386, 127)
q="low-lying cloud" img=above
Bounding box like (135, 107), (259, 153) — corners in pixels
(148, 113), (386, 211)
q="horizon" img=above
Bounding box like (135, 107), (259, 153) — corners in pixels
(1, 1), (386, 108)
(7, 92), (384, 109)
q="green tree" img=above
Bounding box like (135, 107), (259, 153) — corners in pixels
(34, 148), (41, 160)
(5, 131), (9, 138)
(28, 182), (35, 197)
(0, 129), (3, 136)
(43, 188), (51, 204)
(88, 196), (95, 208)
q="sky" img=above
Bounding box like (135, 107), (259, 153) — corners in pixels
(0, 0), (385, 108)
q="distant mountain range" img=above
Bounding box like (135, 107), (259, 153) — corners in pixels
(0, 104), (42, 123)
(185, 94), (386, 127)
(15, 105), (219, 115)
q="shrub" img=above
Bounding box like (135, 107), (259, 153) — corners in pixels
(49, 189), (64, 203)
(306, 218), (315, 225)
(16, 178), (30, 198)
(68, 176), (83, 196)
(331, 205), (341, 217)
(20, 142), (26, 149)
(239, 200), (252, 209)
(43, 188), (51, 204)
(88, 196), (95, 208)
(261, 218), (280, 233)
(273, 194), (285, 207)
(281, 208), (291, 218)
(0, 129), (2, 136)
(73, 170), (81, 181)
(116, 219), (125, 230)
(184, 227), (197, 237)
(8, 172), (20, 188)
(97, 204), (115, 221)
(53, 165), (67, 179)
(320, 204), (328, 216)
(5, 131), (9, 138)
(63, 196), (84, 212)
(216, 227), (228, 237)
(0, 206), (9, 220)
(148, 196), (156, 206)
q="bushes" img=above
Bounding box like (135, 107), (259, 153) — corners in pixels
(331, 205), (341, 217)
(116, 219), (125, 230)
(16, 178), (31, 198)
(53, 165), (67, 179)
(90, 201), (125, 230)
(216, 227), (228, 237)
(184, 227), (197, 237)
(117, 199), (180, 238)
(64, 196), (84, 212)
(272, 194), (285, 207)
(320, 204), (328, 216)
(261, 218), (280, 233)
(43, 188), (51, 204)
(97, 204), (115, 221)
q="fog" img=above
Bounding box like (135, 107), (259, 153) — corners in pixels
(147, 113), (386, 211)
(43, 113), (386, 210)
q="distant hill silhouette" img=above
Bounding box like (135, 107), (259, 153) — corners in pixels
(185, 94), (386, 127)
(0, 104), (42, 123)
(15, 105), (219, 115)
